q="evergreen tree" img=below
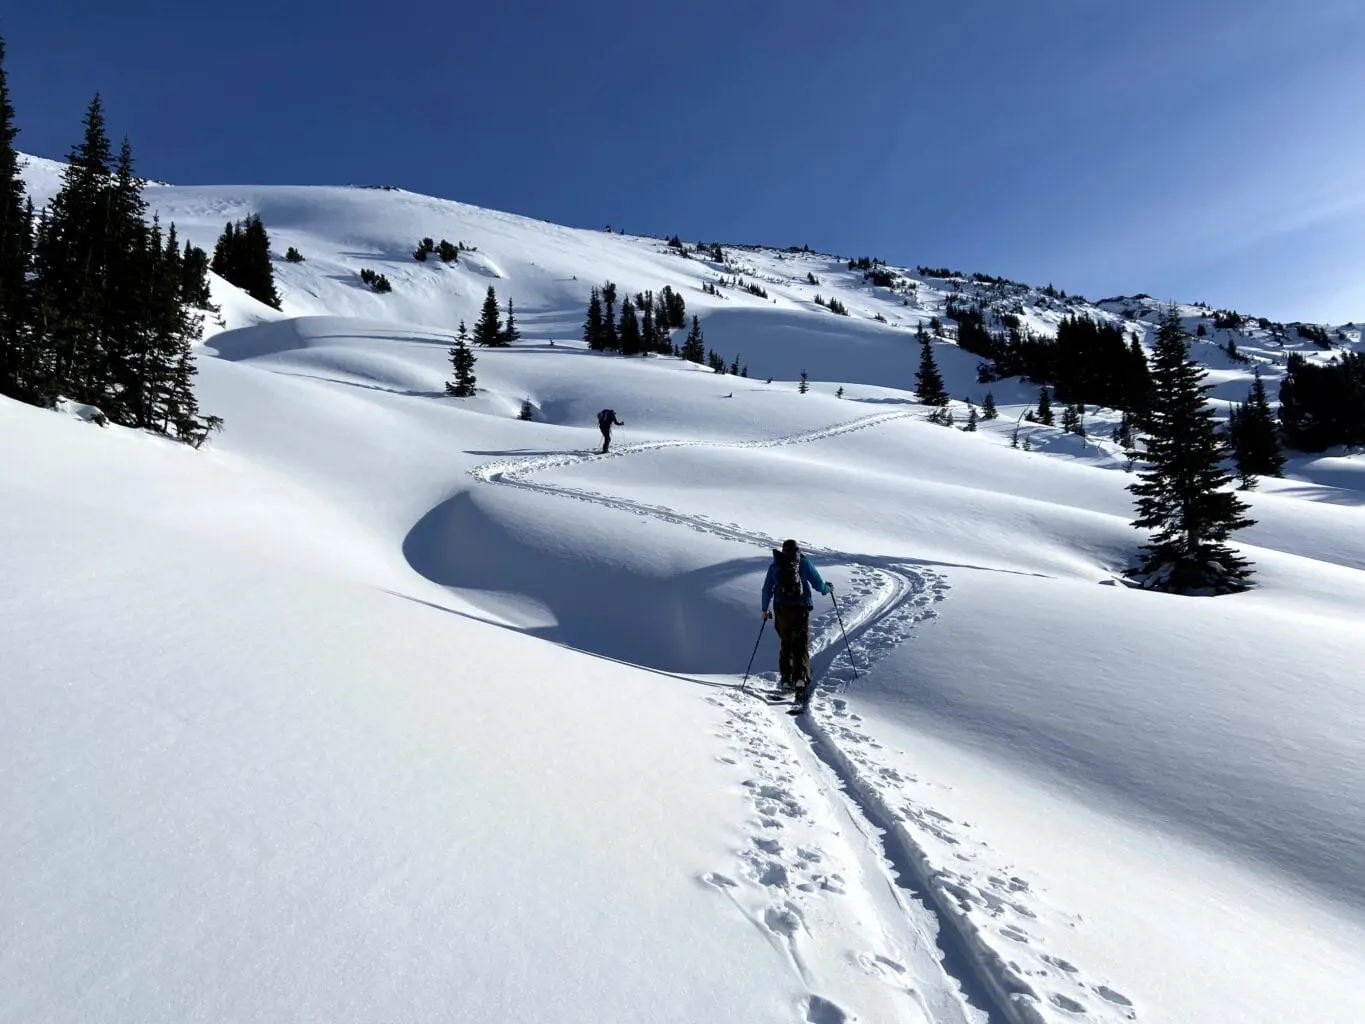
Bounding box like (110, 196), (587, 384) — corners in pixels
(601, 281), (619, 351)
(681, 315), (704, 363)
(729, 353), (740, 375)
(0, 35), (36, 402)
(502, 296), (520, 344)
(640, 292), (656, 353)
(799, 369), (809, 394)
(1228, 366), (1284, 487)
(1061, 403), (1081, 435)
(964, 407), (979, 432)
(618, 296), (642, 355)
(836, 386), (844, 399)
(982, 391), (999, 419)
(583, 287), (604, 350)
(473, 286), (503, 346)
(1127, 307), (1255, 593)
(33, 94), (115, 403)
(210, 214), (280, 309)
(446, 322), (477, 397)
(1036, 386), (1054, 426)
(915, 335), (947, 405)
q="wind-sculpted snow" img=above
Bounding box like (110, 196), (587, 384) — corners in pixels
(462, 412), (1137, 1024)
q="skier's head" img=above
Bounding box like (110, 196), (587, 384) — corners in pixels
(781, 539), (799, 558)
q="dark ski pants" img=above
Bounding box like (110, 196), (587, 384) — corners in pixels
(773, 604), (811, 685)
(600, 427), (612, 453)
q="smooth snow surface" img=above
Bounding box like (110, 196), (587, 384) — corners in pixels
(5, 154), (1365, 1024)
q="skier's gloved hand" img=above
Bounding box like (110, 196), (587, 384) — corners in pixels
(823, 582), (834, 595)
(761, 609), (771, 621)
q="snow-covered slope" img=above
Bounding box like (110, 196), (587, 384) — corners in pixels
(5, 154), (1365, 1024)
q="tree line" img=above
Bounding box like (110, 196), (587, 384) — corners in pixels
(0, 39), (219, 445)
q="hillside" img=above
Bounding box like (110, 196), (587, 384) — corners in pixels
(4, 154), (1365, 1024)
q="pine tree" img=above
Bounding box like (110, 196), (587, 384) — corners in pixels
(836, 386), (844, 399)
(799, 369), (809, 394)
(618, 296), (642, 355)
(601, 281), (619, 351)
(446, 322), (477, 397)
(640, 292), (656, 353)
(915, 335), (947, 405)
(1036, 386), (1054, 426)
(982, 391), (998, 420)
(583, 287), (604, 350)
(1228, 366), (1284, 488)
(210, 214), (280, 309)
(0, 35), (35, 402)
(681, 315), (705, 363)
(33, 93), (115, 403)
(501, 296), (520, 344)
(1061, 403), (1081, 435)
(964, 407), (979, 432)
(474, 286), (503, 346)
(1128, 307), (1255, 593)
(729, 353), (740, 375)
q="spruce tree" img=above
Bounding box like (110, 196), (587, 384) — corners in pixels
(915, 335), (947, 405)
(583, 288), (604, 350)
(601, 281), (619, 351)
(0, 35), (35, 402)
(982, 391), (999, 420)
(474, 286), (503, 346)
(1228, 366), (1284, 488)
(681, 315), (705, 363)
(210, 214), (280, 309)
(502, 296), (520, 344)
(618, 296), (642, 355)
(640, 293), (656, 353)
(1036, 386), (1054, 426)
(446, 322), (477, 397)
(1128, 307), (1255, 593)
(799, 369), (809, 394)
(964, 407), (978, 432)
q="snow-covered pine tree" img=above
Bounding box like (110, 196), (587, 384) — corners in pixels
(1228, 365), (1284, 488)
(473, 286), (503, 346)
(1128, 307), (1255, 593)
(915, 335), (947, 406)
(964, 407), (978, 431)
(982, 391), (998, 419)
(446, 322), (477, 397)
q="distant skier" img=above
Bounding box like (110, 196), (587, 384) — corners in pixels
(597, 408), (624, 453)
(761, 539), (832, 702)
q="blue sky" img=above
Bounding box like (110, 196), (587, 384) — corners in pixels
(5, 1), (1364, 321)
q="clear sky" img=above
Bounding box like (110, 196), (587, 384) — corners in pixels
(5, 1), (1364, 321)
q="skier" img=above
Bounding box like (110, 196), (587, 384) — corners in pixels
(597, 408), (624, 453)
(761, 539), (832, 703)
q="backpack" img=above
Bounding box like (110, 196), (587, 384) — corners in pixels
(772, 548), (804, 605)
(598, 409), (614, 430)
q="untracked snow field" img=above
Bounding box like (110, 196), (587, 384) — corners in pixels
(5, 156), (1365, 1024)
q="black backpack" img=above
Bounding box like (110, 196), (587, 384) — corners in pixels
(772, 547), (804, 605)
(598, 409), (615, 430)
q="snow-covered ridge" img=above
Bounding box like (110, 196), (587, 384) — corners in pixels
(6, 152), (1365, 1024)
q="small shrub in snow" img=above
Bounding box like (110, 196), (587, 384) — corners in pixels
(284, 246), (305, 263)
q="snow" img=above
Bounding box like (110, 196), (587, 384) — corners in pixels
(5, 154), (1365, 1024)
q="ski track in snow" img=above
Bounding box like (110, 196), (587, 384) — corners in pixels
(470, 412), (1137, 1024)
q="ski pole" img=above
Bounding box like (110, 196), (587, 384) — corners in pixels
(741, 617), (767, 693)
(829, 591), (859, 687)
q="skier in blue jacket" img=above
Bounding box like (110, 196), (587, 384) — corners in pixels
(761, 539), (832, 699)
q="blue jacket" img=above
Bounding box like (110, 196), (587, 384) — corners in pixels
(762, 554), (830, 611)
